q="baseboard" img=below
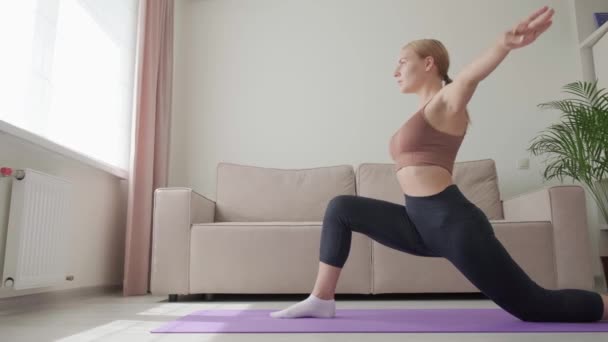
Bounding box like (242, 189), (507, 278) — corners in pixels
(0, 284), (122, 308)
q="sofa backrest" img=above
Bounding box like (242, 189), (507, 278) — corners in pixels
(215, 163), (356, 222)
(356, 158), (504, 220)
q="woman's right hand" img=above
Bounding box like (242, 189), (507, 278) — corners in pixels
(500, 5), (554, 51)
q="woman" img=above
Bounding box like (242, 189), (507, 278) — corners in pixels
(270, 6), (608, 322)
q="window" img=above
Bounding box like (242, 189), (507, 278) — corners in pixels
(0, 0), (139, 171)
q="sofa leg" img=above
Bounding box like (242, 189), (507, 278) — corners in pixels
(204, 293), (214, 301)
(168, 294), (178, 302)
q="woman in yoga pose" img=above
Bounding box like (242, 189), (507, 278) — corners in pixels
(270, 6), (608, 322)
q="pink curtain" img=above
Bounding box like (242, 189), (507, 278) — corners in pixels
(123, 0), (174, 296)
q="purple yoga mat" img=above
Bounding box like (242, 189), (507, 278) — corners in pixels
(151, 308), (608, 333)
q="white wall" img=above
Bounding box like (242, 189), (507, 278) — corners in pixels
(593, 28), (608, 89)
(571, 0), (608, 81)
(0, 132), (126, 299)
(169, 0), (607, 281)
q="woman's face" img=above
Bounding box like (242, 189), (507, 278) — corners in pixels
(394, 48), (428, 94)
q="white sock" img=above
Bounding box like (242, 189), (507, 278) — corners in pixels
(269, 294), (336, 318)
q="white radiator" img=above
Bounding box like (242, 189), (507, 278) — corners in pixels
(2, 168), (72, 290)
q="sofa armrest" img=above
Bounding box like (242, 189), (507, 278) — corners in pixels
(502, 185), (594, 290)
(150, 187), (215, 295)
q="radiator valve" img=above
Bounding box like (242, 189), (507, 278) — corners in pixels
(3, 278), (14, 288)
(0, 167), (25, 180)
(0, 167), (12, 177)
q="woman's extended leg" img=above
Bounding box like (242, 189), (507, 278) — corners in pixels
(441, 211), (605, 322)
(270, 194), (439, 318)
(403, 184), (607, 322)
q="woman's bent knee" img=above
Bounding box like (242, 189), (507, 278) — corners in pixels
(325, 195), (358, 217)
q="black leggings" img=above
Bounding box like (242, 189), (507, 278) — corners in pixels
(319, 184), (604, 322)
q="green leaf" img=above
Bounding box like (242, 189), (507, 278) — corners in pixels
(530, 80), (608, 224)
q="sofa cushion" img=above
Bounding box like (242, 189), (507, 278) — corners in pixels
(215, 163), (356, 222)
(355, 158), (503, 220)
(452, 159), (503, 220)
(190, 222), (371, 294)
(355, 162), (404, 205)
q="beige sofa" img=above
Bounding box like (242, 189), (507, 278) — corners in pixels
(150, 159), (596, 301)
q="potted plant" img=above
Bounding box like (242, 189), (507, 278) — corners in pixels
(527, 80), (608, 284)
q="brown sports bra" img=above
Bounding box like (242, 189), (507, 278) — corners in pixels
(389, 95), (466, 174)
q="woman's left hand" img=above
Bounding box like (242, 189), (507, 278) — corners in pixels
(501, 6), (554, 50)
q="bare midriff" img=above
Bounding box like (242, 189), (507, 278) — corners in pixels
(396, 165), (453, 196)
